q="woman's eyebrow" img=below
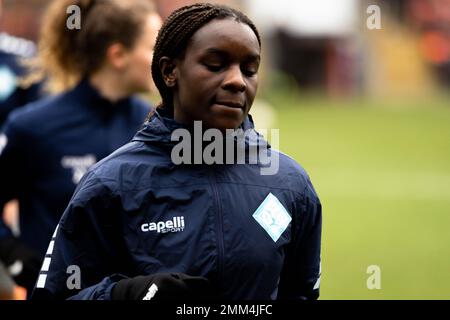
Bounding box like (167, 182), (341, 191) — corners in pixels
(203, 48), (229, 58)
(203, 48), (260, 62)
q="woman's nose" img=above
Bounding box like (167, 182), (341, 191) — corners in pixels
(221, 65), (246, 92)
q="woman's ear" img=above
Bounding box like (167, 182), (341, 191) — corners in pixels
(106, 43), (130, 69)
(159, 56), (178, 88)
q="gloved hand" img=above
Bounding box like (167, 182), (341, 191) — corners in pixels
(0, 236), (42, 290)
(111, 272), (215, 301)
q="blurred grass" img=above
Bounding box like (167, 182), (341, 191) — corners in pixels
(266, 93), (450, 299)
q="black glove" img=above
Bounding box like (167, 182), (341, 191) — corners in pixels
(0, 236), (42, 290)
(111, 272), (215, 301)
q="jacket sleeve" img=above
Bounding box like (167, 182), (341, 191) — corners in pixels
(277, 174), (322, 300)
(31, 171), (130, 300)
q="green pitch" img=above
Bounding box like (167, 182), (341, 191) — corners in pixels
(269, 93), (450, 299)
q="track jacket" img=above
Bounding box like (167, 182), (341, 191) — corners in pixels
(32, 110), (322, 300)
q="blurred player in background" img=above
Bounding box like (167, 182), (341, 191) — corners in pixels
(0, 0), (45, 300)
(0, 0), (162, 297)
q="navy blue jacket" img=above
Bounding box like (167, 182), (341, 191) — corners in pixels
(0, 79), (151, 256)
(0, 33), (43, 126)
(32, 110), (322, 300)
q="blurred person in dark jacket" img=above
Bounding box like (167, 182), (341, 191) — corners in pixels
(0, 0), (44, 300)
(0, 0), (162, 296)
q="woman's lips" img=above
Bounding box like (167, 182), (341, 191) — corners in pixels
(214, 101), (244, 109)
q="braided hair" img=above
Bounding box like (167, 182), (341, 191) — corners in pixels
(151, 3), (261, 113)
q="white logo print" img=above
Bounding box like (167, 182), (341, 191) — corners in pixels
(141, 216), (185, 233)
(61, 154), (96, 184)
(0, 66), (16, 101)
(8, 260), (23, 276)
(142, 283), (158, 300)
(253, 193), (292, 242)
(0, 134), (7, 156)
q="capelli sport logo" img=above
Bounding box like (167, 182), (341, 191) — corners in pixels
(141, 216), (185, 234)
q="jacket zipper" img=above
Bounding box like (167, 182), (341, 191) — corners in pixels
(209, 168), (225, 284)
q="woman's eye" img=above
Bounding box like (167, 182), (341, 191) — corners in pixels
(242, 62), (259, 77)
(205, 64), (223, 72)
(243, 68), (257, 77)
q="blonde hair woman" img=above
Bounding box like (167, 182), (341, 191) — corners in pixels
(0, 0), (162, 295)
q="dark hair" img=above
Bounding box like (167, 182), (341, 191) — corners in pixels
(37, 0), (155, 92)
(151, 3), (261, 112)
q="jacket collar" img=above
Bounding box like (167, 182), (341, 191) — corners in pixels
(132, 108), (269, 149)
(69, 78), (133, 111)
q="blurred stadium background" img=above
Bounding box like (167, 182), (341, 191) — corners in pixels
(1, 0), (449, 299)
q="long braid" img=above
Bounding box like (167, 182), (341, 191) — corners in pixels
(151, 3), (261, 113)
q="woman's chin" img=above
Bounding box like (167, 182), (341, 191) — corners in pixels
(204, 119), (243, 132)
(206, 108), (246, 131)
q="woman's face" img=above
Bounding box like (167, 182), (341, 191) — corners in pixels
(168, 18), (260, 131)
(122, 13), (162, 93)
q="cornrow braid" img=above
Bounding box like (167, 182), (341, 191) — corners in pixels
(151, 3), (261, 113)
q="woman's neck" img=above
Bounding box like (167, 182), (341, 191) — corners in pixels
(89, 69), (130, 102)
